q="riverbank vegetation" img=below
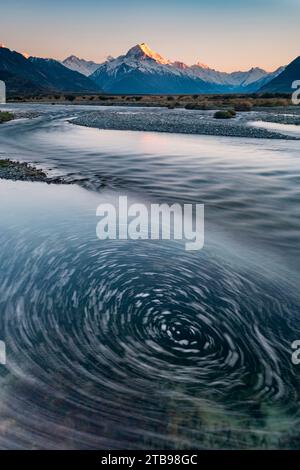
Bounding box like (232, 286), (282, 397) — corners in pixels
(0, 111), (14, 123)
(8, 93), (294, 110)
(214, 109), (236, 119)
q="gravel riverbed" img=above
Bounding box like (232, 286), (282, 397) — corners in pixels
(71, 107), (300, 140)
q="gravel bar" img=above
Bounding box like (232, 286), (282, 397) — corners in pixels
(0, 159), (65, 183)
(71, 108), (299, 140)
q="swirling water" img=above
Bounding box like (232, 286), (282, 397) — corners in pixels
(0, 105), (300, 449)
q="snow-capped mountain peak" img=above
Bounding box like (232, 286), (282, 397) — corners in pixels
(62, 55), (113, 76)
(125, 43), (171, 65)
(88, 42), (284, 94)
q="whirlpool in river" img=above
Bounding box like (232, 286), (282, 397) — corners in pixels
(0, 180), (300, 449)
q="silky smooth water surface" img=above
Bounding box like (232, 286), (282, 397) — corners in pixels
(0, 105), (300, 449)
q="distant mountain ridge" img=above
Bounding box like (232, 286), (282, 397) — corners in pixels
(62, 55), (114, 76)
(0, 42), (296, 96)
(90, 44), (218, 94)
(0, 45), (101, 95)
(89, 43), (285, 94)
(259, 56), (300, 93)
(188, 64), (284, 90)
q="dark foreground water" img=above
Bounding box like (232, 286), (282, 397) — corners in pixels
(0, 105), (300, 449)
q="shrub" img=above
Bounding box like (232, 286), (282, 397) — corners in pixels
(0, 111), (14, 123)
(214, 110), (236, 119)
(65, 95), (75, 101)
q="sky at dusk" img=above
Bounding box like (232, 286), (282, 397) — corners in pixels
(1, 0), (299, 72)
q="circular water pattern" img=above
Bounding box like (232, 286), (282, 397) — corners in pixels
(1, 225), (300, 449)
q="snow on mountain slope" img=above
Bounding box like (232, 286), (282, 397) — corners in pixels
(90, 43), (222, 94)
(62, 55), (114, 76)
(128, 43), (171, 65)
(0, 41), (285, 96)
(90, 43), (282, 94)
(27, 56), (101, 92)
(188, 64), (270, 88)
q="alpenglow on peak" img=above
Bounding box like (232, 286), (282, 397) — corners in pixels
(125, 43), (171, 65)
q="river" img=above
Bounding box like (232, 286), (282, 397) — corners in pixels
(0, 104), (300, 449)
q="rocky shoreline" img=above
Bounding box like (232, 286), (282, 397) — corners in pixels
(0, 109), (41, 123)
(0, 159), (65, 183)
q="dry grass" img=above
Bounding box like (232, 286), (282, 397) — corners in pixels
(9, 93), (294, 109)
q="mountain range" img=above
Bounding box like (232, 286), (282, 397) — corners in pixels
(89, 43), (285, 94)
(0, 42), (298, 95)
(0, 45), (100, 95)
